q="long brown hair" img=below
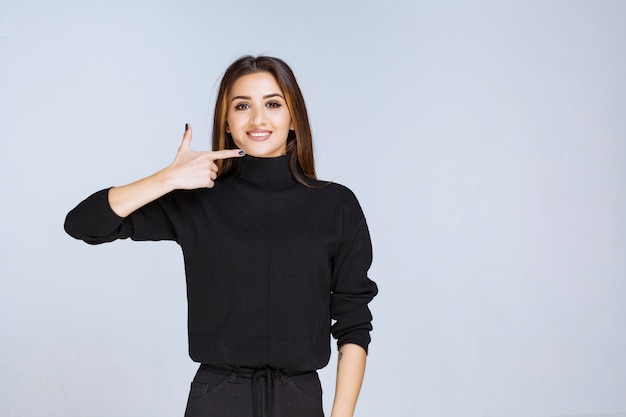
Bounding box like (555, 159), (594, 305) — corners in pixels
(211, 55), (316, 185)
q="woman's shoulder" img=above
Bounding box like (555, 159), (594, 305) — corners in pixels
(308, 178), (355, 195)
(307, 179), (365, 212)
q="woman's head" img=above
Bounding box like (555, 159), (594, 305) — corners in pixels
(212, 55), (316, 183)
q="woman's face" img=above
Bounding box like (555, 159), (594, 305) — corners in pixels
(226, 72), (293, 158)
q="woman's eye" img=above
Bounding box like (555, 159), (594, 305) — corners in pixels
(234, 103), (250, 110)
(266, 101), (282, 108)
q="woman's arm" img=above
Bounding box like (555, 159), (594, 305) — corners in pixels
(64, 124), (243, 242)
(330, 343), (367, 417)
(108, 124), (243, 217)
(328, 196), (377, 417)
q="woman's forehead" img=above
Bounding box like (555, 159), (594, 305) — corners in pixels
(229, 72), (283, 97)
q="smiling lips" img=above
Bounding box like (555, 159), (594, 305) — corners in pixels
(247, 130), (272, 141)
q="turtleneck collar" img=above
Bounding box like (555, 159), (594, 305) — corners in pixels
(234, 154), (298, 190)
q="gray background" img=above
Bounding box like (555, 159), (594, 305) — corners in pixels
(1, 1), (625, 416)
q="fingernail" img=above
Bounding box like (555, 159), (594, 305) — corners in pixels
(238, 150), (245, 156)
(185, 123), (189, 131)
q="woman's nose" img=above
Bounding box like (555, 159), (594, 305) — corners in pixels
(250, 107), (266, 125)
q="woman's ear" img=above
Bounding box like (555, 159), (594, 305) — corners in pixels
(225, 122), (230, 133)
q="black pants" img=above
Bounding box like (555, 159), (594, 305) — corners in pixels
(184, 364), (324, 417)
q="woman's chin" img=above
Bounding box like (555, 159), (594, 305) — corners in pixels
(246, 153), (286, 158)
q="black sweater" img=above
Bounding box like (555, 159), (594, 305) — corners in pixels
(64, 155), (377, 371)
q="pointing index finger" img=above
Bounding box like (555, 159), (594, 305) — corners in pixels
(210, 149), (246, 161)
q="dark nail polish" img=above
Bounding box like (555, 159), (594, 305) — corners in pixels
(238, 150), (245, 156)
(185, 123), (189, 131)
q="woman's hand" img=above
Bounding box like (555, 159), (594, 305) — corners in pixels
(108, 123), (244, 217)
(163, 123), (244, 190)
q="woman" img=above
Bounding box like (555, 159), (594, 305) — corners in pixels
(65, 55), (377, 417)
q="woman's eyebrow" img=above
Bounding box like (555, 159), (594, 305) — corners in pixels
(231, 93), (285, 102)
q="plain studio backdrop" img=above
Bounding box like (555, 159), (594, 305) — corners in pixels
(1, 1), (625, 416)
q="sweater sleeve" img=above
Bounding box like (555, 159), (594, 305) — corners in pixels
(64, 188), (178, 244)
(330, 213), (378, 353)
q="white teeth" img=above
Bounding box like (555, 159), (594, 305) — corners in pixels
(249, 132), (270, 137)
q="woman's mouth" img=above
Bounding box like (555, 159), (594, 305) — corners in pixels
(247, 130), (272, 141)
